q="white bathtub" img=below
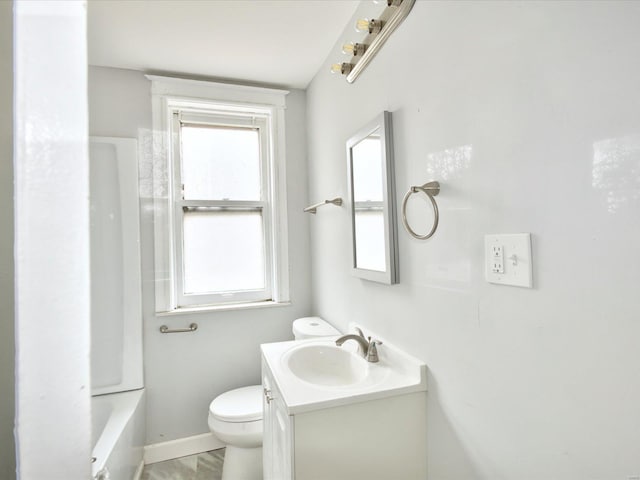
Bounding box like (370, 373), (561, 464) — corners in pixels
(92, 389), (145, 480)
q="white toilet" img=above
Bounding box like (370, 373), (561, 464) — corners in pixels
(207, 317), (339, 480)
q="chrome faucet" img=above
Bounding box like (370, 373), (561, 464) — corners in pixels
(335, 327), (382, 363)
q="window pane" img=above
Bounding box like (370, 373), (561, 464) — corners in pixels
(352, 133), (383, 202)
(183, 210), (265, 294)
(181, 125), (261, 200)
(354, 210), (386, 272)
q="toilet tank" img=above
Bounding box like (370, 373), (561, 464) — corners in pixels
(292, 317), (340, 340)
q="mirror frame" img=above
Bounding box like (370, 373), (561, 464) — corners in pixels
(346, 111), (399, 284)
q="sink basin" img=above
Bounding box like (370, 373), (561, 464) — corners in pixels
(263, 326), (427, 414)
(282, 344), (368, 387)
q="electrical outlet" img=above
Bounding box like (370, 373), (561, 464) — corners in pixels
(485, 234), (533, 288)
(491, 245), (504, 273)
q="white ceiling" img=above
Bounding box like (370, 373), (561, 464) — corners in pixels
(88, 0), (360, 89)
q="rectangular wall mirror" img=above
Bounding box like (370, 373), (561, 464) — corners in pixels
(346, 111), (399, 284)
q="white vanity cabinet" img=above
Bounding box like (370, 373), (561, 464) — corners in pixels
(262, 362), (294, 480)
(261, 354), (428, 480)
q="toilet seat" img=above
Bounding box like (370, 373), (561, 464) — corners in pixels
(209, 385), (263, 423)
(208, 385), (263, 449)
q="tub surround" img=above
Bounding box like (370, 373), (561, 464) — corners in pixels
(90, 136), (143, 396)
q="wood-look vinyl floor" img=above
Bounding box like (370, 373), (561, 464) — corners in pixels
(141, 449), (225, 480)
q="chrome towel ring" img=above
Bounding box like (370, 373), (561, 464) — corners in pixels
(401, 181), (440, 240)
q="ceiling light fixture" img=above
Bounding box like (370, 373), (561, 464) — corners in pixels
(330, 0), (416, 83)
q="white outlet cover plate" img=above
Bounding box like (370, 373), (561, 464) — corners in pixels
(485, 233), (533, 288)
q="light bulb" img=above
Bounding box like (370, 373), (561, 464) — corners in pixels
(342, 42), (366, 56)
(330, 63), (353, 75)
(355, 18), (371, 33)
(355, 18), (383, 34)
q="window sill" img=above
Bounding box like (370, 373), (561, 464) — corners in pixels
(156, 300), (292, 316)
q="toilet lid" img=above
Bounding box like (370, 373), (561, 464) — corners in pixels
(209, 385), (263, 423)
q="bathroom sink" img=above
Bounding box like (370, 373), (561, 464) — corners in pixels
(263, 325), (427, 414)
(282, 344), (369, 387)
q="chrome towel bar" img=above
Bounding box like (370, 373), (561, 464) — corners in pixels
(304, 197), (343, 214)
(401, 181), (440, 240)
(159, 323), (198, 334)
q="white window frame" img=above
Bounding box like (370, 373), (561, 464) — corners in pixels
(148, 75), (290, 314)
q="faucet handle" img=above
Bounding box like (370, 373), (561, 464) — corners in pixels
(355, 327), (366, 339)
(366, 338), (382, 363)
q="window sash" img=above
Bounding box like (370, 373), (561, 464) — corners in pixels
(170, 109), (274, 307)
(179, 123), (262, 201)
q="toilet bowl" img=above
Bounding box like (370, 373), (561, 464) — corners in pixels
(208, 317), (340, 480)
(208, 385), (263, 480)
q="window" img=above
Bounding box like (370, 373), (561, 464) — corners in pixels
(149, 76), (290, 312)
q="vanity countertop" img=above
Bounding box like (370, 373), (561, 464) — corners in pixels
(261, 328), (427, 415)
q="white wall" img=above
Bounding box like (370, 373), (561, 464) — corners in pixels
(89, 66), (312, 444)
(0, 2), (15, 478)
(307, 1), (640, 479)
(14, 1), (90, 478)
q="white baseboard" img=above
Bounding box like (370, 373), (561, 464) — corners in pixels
(144, 433), (226, 465)
(133, 459), (144, 480)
